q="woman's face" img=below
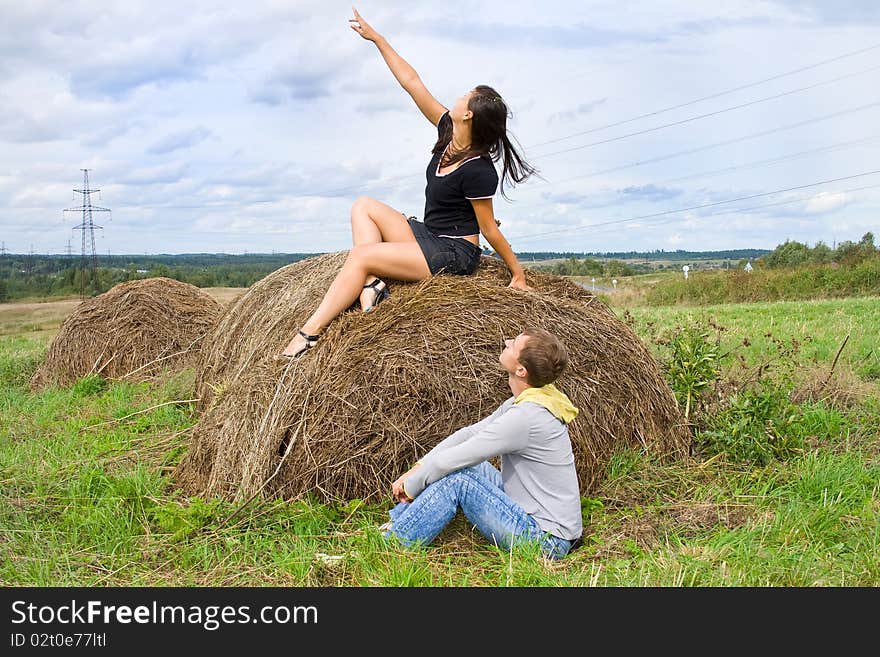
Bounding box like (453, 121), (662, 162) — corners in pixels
(450, 89), (475, 122)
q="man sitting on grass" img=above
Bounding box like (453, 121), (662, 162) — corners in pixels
(382, 327), (583, 560)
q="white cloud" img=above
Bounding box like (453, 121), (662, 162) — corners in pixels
(147, 127), (213, 155)
(804, 191), (853, 214)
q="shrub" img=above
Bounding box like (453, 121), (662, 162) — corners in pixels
(645, 258), (880, 305)
(662, 324), (722, 422)
(695, 381), (803, 465)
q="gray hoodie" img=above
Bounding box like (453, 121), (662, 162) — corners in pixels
(404, 396), (583, 541)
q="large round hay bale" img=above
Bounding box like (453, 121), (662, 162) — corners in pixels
(30, 277), (223, 389)
(174, 252), (689, 503)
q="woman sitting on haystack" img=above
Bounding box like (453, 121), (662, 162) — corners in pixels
(278, 7), (537, 359)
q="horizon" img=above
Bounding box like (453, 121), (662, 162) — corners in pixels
(2, 1), (879, 254)
(0, 246), (777, 258)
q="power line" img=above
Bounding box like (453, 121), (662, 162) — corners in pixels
(115, 133), (880, 215)
(105, 136), (880, 251)
(715, 183), (880, 220)
(527, 41), (880, 148)
(507, 169), (880, 245)
(546, 182), (880, 242)
(237, 43), (880, 202)
(527, 64), (880, 156)
(526, 101), (880, 183)
(115, 134), (880, 242)
(298, 100), (880, 201)
(504, 134), (880, 213)
(645, 136), (880, 188)
(534, 98), (880, 160)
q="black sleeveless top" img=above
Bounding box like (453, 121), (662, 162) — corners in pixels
(422, 111), (499, 237)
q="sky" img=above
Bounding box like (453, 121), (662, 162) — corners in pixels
(1, 0), (879, 255)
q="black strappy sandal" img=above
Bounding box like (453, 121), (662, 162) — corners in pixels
(362, 278), (389, 312)
(275, 329), (320, 361)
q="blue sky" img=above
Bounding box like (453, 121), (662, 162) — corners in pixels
(1, 0), (878, 255)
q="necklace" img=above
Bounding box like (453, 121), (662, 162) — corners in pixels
(441, 143), (468, 168)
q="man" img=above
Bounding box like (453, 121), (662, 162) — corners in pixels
(383, 327), (583, 560)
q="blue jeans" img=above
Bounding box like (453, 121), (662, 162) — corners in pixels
(383, 462), (573, 560)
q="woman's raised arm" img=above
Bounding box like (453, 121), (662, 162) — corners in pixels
(350, 7), (446, 126)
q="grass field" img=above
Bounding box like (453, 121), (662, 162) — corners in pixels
(622, 297), (880, 380)
(0, 288), (244, 338)
(1, 293), (877, 586)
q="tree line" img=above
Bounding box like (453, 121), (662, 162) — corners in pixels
(518, 248), (769, 262)
(761, 232), (876, 268)
(0, 237), (874, 302)
(0, 253), (317, 302)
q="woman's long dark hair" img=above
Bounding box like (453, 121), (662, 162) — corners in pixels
(432, 85), (538, 199)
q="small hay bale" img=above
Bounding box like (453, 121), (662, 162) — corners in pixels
(174, 253), (690, 503)
(30, 277), (223, 389)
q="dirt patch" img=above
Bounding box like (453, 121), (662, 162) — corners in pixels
(790, 363), (879, 409)
(588, 501), (753, 559)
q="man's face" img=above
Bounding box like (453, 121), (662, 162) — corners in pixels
(499, 333), (528, 375)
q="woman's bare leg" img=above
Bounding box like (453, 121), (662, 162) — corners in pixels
(279, 242), (430, 357)
(350, 196), (417, 308)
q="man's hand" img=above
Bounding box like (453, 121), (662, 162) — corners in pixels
(349, 7), (380, 42)
(391, 462), (421, 503)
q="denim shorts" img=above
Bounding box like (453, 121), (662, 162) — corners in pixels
(408, 218), (482, 276)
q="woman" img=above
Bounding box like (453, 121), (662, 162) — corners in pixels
(278, 7), (537, 359)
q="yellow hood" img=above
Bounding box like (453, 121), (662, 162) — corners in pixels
(514, 384), (579, 424)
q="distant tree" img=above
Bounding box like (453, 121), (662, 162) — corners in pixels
(764, 240), (811, 268)
(834, 240), (861, 265)
(824, 233), (870, 264)
(541, 257), (603, 276)
(151, 264), (171, 278)
(603, 259), (636, 277)
(811, 241), (833, 264)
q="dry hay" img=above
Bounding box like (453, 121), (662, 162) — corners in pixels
(30, 277), (223, 389)
(789, 363), (878, 410)
(174, 252), (690, 504)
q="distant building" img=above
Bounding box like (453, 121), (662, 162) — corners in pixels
(136, 269), (149, 274)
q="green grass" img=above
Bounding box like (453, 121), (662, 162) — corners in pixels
(622, 297), (880, 379)
(1, 297), (878, 586)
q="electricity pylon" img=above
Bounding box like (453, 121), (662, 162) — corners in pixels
(64, 169), (111, 298)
